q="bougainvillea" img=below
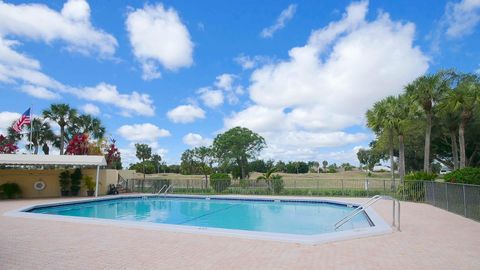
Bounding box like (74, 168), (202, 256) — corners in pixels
(65, 134), (89, 155)
(0, 135), (18, 154)
(105, 139), (121, 169)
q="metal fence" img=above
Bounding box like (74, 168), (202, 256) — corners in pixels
(122, 178), (480, 221)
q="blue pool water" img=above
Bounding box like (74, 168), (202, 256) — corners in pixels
(28, 196), (372, 235)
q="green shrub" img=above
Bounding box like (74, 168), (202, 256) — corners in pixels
(444, 167), (480, 185)
(59, 170), (70, 195)
(0, 183), (22, 199)
(397, 181), (425, 202)
(271, 175), (284, 194)
(70, 168), (82, 196)
(210, 173), (231, 192)
(405, 171), (437, 181)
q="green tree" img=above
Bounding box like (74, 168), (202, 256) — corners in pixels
(367, 96), (398, 185)
(212, 127), (266, 179)
(151, 154), (162, 174)
(442, 74), (479, 168)
(356, 149), (381, 171)
(42, 104), (77, 154)
(68, 114), (105, 141)
(192, 146), (215, 188)
(405, 71), (451, 173)
(8, 117), (55, 154)
(135, 143), (152, 191)
(257, 167), (278, 191)
(322, 160), (328, 173)
(390, 94), (418, 182)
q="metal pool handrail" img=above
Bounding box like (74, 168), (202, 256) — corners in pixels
(163, 184), (174, 197)
(334, 195), (400, 231)
(156, 185), (167, 194)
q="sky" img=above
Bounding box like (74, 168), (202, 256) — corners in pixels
(0, 0), (479, 167)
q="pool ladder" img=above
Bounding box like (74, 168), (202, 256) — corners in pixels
(156, 184), (174, 196)
(334, 195), (401, 231)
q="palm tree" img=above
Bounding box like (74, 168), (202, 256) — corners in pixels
(405, 71), (451, 173)
(322, 160), (328, 173)
(151, 154), (162, 174)
(135, 143), (152, 191)
(42, 104), (77, 154)
(8, 118), (55, 154)
(366, 96), (397, 188)
(437, 108), (460, 170)
(69, 114), (106, 140)
(257, 167), (277, 191)
(442, 74), (479, 168)
(388, 94), (417, 183)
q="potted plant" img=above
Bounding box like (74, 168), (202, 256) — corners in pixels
(83, 175), (96, 196)
(0, 183), (22, 199)
(70, 168), (82, 196)
(59, 170), (70, 196)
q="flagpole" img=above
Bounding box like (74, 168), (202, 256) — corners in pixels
(29, 106), (33, 155)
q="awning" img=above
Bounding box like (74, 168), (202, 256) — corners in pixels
(0, 154), (107, 166)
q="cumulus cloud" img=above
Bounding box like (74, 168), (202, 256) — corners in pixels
(260, 4), (297, 38)
(75, 83), (155, 116)
(225, 1), (428, 161)
(182, 133), (212, 147)
(0, 1), (155, 118)
(445, 0), (480, 38)
(0, 111), (20, 135)
(126, 3), (194, 80)
(81, 103), (100, 115)
(167, 104), (205, 123)
(19, 84), (60, 100)
(117, 123), (171, 142)
(197, 87), (224, 108)
(0, 0), (117, 56)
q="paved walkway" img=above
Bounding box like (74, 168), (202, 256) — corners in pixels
(1, 196), (479, 270)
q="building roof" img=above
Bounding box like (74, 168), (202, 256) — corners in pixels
(0, 154), (107, 166)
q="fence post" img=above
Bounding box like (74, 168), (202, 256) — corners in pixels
(366, 178), (369, 197)
(432, 182), (436, 206)
(463, 184), (467, 217)
(341, 179), (344, 196)
(445, 183), (449, 211)
(402, 183), (405, 201)
(317, 179), (319, 191)
(383, 179), (386, 193)
(294, 179), (297, 189)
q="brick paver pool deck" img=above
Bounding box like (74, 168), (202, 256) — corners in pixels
(1, 196), (479, 270)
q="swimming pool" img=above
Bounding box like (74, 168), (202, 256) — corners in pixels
(13, 195), (392, 244)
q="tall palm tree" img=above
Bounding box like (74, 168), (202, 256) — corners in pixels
(389, 94), (417, 183)
(68, 114), (106, 140)
(42, 104), (77, 155)
(366, 96), (397, 188)
(442, 74), (479, 168)
(405, 71), (451, 173)
(8, 118), (55, 154)
(437, 108), (460, 170)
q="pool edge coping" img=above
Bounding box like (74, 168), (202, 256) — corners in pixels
(3, 194), (393, 245)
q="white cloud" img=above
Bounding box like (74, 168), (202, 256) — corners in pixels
(234, 54), (272, 70)
(0, 1), (154, 118)
(19, 84), (60, 100)
(167, 105), (205, 123)
(197, 87), (224, 108)
(126, 3), (194, 80)
(0, 111), (20, 135)
(81, 103), (100, 115)
(182, 133), (212, 147)
(225, 1), (428, 161)
(214, 73), (236, 90)
(117, 123), (170, 142)
(75, 83), (155, 116)
(445, 0), (480, 38)
(260, 4), (297, 38)
(0, 0), (117, 57)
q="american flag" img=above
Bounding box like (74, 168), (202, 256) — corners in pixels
(12, 108), (31, 133)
